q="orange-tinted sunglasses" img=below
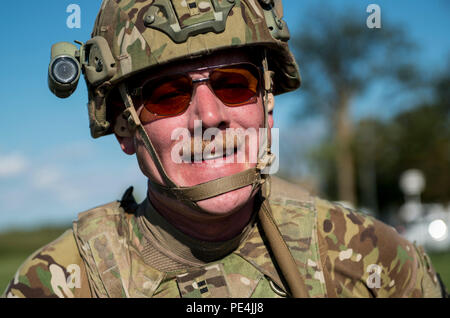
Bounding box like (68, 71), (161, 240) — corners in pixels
(130, 63), (262, 118)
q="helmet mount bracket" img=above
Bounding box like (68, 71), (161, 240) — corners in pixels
(143, 0), (236, 43)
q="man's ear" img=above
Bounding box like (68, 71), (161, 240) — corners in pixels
(114, 113), (136, 155)
(115, 134), (136, 155)
(268, 93), (274, 128)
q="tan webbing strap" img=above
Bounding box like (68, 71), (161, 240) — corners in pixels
(136, 124), (178, 189)
(118, 84), (177, 189)
(258, 200), (310, 298)
(148, 168), (261, 202)
(259, 53), (271, 161)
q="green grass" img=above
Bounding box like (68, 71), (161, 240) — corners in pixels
(427, 252), (450, 293)
(0, 227), (449, 296)
(0, 226), (68, 293)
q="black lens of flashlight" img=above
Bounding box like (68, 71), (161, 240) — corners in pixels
(51, 57), (79, 84)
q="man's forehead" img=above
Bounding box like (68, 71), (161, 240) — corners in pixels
(168, 50), (257, 72)
(132, 49), (260, 83)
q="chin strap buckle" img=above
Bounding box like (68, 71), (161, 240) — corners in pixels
(257, 153), (275, 172)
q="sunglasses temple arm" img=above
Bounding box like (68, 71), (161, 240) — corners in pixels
(118, 84), (178, 189)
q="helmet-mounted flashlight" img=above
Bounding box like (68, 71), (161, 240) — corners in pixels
(48, 42), (81, 98)
(48, 37), (116, 100)
(51, 56), (79, 84)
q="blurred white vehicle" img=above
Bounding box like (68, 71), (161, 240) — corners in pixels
(401, 204), (450, 252)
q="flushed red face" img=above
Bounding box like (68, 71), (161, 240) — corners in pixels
(117, 50), (274, 218)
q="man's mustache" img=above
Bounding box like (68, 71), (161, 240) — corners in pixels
(178, 133), (245, 159)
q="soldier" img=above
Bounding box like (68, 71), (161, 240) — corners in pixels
(2, 0), (447, 298)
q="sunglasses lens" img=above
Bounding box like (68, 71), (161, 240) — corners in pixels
(138, 64), (260, 118)
(142, 75), (191, 116)
(211, 66), (259, 106)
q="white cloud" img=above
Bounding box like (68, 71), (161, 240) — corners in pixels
(0, 153), (29, 178)
(0, 143), (146, 230)
(31, 167), (62, 188)
(30, 166), (85, 204)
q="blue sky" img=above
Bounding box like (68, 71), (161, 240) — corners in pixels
(0, 1), (449, 231)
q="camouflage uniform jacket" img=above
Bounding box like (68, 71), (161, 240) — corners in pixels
(2, 177), (445, 298)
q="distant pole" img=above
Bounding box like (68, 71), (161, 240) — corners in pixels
(399, 169), (425, 223)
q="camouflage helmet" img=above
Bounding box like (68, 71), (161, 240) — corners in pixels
(83, 0), (301, 138)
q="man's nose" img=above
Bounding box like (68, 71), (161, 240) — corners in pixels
(188, 82), (230, 129)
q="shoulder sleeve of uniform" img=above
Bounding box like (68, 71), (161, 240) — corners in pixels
(315, 198), (445, 298)
(2, 229), (91, 298)
(268, 176), (310, 201)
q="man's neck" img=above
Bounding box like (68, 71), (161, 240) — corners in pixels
(147, 188), (256, 242)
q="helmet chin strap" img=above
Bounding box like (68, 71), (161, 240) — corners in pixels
(117, 54), (275, 213)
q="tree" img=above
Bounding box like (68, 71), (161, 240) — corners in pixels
(292, 6), (416, 205)
(378, 67), (450, 208)
(314, 66), (450, 217)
